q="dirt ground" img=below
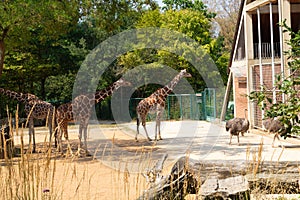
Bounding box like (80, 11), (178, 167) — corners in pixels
(2, 124), (166, 200)
(4, 120), (300, 199)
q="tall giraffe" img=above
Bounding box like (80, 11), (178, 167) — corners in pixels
(0, 88), (55, 152)
(135, 69), (192, 141)
(71, 78), (131, 153)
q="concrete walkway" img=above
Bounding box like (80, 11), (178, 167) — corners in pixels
(13, 120), (300, 172)
(120, 120), (300, 162)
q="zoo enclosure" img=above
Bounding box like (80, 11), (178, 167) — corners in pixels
(129, 88), (217, 121)
(0, 89), (217, 122)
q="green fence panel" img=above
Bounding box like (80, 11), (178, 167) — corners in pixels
(203, 88), (216, 121)
(129, 94), (205, 121)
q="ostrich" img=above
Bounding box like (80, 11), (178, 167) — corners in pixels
(262, 118), (273, 132)
(267, 117), (289, 148)
(225, 109), (249, 145)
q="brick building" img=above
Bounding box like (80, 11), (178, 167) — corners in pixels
(224, 0), (300, 128)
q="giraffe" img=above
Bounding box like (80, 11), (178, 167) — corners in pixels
(71, 78), (131, 154)
(135, 69), (192, 142)
(55, 102), (74, 152)
(0, 88), (55, 152)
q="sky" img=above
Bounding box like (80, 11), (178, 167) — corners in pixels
(156, 0), (164, 7)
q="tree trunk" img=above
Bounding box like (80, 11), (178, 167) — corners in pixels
(41, 77), (46, 100)
(0, 39), (5, 77)
(138, 156), (300, 199)
(0, 27), (10, 77)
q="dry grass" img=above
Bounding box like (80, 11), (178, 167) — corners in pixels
(0, 114), (153, 200)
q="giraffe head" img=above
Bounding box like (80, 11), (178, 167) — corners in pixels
(179, 69), (192, 78)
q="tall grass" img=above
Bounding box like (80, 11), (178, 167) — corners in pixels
(0, 118), (59, 199)
(0, 112), (150, 200)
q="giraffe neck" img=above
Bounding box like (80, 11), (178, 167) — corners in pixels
(165, 73), (183, 93)
(94, 83), (120, 103)
(0, 88), (29, 104)
(153, 73), (184, 99)
(160, 86), (173, 98)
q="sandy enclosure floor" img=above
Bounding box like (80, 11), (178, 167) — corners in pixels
(2, 123), (168, 200)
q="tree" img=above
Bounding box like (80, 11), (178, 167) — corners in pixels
(249, 23), (300, 137)
(118, 6), (227, 96)
(0, 0), (80, 76)
(162, 0), (215, 19)
(203, 0), (241, 51)
(0, 0), (159, 117)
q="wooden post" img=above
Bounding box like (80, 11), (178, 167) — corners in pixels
(220, 72), (232, 121)
(270, 2), (277, 103)
(257, 7), (265, 121)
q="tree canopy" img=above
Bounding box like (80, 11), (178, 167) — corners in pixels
(0, 0), (231, 118)
(119, 5), (227, 97)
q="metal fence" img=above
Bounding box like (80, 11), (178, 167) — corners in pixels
(129, 94), (201, 121)
(129, 89), (217, 121)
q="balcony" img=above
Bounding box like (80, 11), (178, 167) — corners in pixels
(253, 42), (281, 59)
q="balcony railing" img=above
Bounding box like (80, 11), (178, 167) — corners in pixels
(254, 42), (281, 59)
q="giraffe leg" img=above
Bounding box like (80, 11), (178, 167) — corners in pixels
(55, 120), (72, 155)
(54, 118), (61, 151)
(48, 119), (53, 148)
(63, 122), (69, 140)
(57, 121), (66, 151)
(65, 137), (73, 157)
(136, 116), (140, 141)
(156, 110), (163, 140)
(78, 124), (83, 154)
(56, 124), (62, 152)
(83, 125), (88, 153)
(28, 117), (36, 153)
(54, 124), (58, 148)
(154, 120), (157, 141)
(54, 122), (59, 148)
(237, 135), (240, 146)
(142, 123), (152, 141)
(136, 114), (151, 141)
